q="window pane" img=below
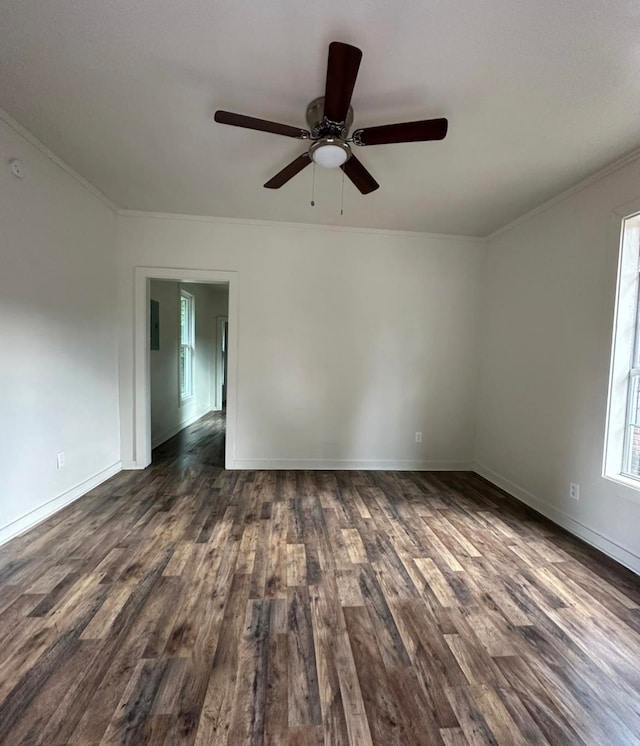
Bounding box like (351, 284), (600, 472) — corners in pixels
(625, 374), (640, 475)
(179, 346), (186, 395)
(180, 298), (187, 344)
(186, 348), (191, 396)
(628, 374), (640, 427)
(632, 279), (640, 369)
(627, 426), (640, 477)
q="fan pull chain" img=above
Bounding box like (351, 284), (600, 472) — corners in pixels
(310, 163), (316, 207)
(340, 169), (345, 216)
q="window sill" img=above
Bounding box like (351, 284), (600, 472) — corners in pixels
(603, 471), (640, 500)
(179, 394), (194, 407)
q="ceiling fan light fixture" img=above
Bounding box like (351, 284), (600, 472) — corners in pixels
(309, 139), (350, 168)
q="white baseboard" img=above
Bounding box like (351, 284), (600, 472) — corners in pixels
(0, 461), (122, 548)
(473, 461), (640, 575)
(231, 458), (473, 471)
(151, 408), (211, 449)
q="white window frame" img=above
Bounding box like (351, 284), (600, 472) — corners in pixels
(604, 213), (640, 487)
(179, 289), (195, 402)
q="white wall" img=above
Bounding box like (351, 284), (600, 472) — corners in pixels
(117, 215), (485, 469)
(150, 280), (227, 447)
(0, 115), (120, 543)
(474, 155), (640, 574)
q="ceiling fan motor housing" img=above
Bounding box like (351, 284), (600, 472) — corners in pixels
(306, 96), (353, 139)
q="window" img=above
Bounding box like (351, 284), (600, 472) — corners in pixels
(179, 290), (194, 400)
(605, 214), (640, 484)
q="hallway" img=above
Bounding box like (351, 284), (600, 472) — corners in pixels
(153, 410), (226, 469)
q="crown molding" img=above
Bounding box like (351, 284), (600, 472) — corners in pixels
(487, 145), (640, 241)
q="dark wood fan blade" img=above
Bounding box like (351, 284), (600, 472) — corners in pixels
(353, 118), (448, 146)
(264, 153), (311, 189)
(341, 155), (379, 194)
(323, 42), (362, 123)
(215, 110), (310, 139)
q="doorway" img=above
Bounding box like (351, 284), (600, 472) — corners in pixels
(133, 267), (238, 470)
(148, 280), (229, 466)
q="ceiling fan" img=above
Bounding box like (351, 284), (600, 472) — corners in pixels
(214, 41), (448, 195)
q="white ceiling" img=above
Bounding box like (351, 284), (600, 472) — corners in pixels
(1, 0), (640, 236)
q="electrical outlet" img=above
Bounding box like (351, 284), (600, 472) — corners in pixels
(57, 451), (65, 470)
(415, 432), (422, 443)
(569, 482), (580, 500)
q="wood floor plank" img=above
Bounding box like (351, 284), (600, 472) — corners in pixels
(445, 685), (501, 746)
(467, 684), (530, 746)
(342, 528), (368, 565)
(264, 633), (289, 746)
(390, 598), (463, 728)
(99, 658), (168, 745)
(226, 598), (271, 745)
(343, 605), (409, 745)
(193, 571), (251, 745)
(1, 638), (98, 745)
(286, 543), (307, 587)
(440, 727), (471, 746)
(492, 654), (588, 746)
(357, 563), (411, 669)
(386, 666), (446, 745)
(0, 593), (47, 643)
(0, 411), (639, 744)
(308, 579), (350, 745)
(332, 623), (374, 746)
(287, 585), (322, 728)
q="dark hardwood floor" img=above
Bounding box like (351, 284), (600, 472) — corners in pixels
(1, 412), (640, 744)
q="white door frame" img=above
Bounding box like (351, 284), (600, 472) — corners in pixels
(134, 266), (238, 469)
(214, 315), (228, 411)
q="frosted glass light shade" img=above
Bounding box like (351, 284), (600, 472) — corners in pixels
(312, 143), (348, 168)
